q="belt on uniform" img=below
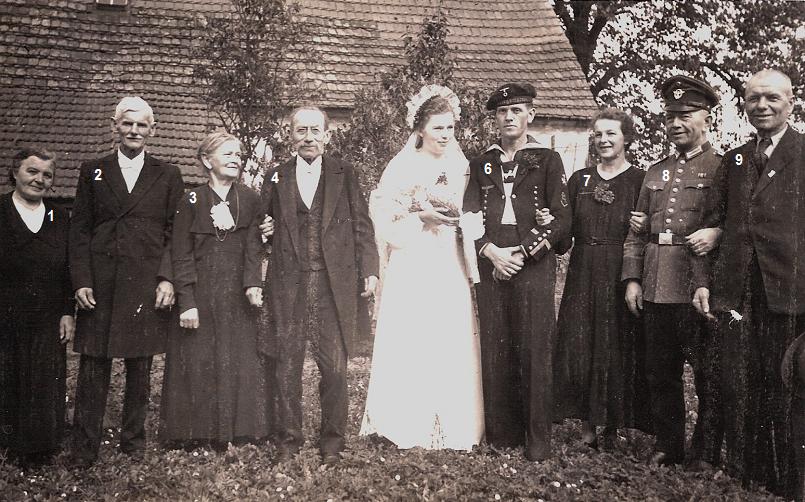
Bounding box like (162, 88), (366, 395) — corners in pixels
(580, 237), (622, 246)
(649, 233), (687, 245)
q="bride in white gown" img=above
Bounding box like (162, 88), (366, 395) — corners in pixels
(359, 85), (484, 450)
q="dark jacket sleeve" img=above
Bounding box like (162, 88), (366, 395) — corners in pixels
(519, 151), (571, 262)
(691, 155), (729, 290)
(463, 157), (491, 253)
(68, 161), (96, 291)
(344, 161), (379, 279)
(157, 165), (186, 283)
(59, 206), (76, 316)
(171, 192), (198, 312)
(621, 179), (651, 283)
(260, 166), (278, 246)
(554, 169), (580, 255)
(243, 189), (264, 290)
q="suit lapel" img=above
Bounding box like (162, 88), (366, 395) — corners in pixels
(321, 155), (344, 234)
(753, 127), (796, 196)
(101, 154), (129, 211)
(278, 157), (301, 259)
(511, 150), (536, 192)
(121, 154), (164, 216)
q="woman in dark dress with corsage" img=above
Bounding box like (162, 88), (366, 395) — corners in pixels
(160, 131), (270, 446)
(0, 147), (74, 467)
(553, 108), (652, 448)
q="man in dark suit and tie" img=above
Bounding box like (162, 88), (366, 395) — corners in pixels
(693, 69), (804, 499)
(260, 106), (378, 465)
(69, 97), (185, 465)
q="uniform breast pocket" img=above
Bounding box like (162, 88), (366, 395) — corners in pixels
(645, 183), (666, 214)
(680, 179), (712, 211)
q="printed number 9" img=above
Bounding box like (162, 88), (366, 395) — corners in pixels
(735, 154), (743, 166)
(661, 169), (670, 182)
(483, 163), (492, 175)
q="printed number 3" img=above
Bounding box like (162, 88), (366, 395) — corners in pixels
(483, 163), (492, 175)
(735, 154), (743, 166)
(189, 192), (197, 204)
(94, 168), (102, 180)
(661, 169), (670, 182)
(583, 174), (591, 186)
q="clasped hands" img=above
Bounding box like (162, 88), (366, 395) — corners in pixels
(180, 287), (264, 330)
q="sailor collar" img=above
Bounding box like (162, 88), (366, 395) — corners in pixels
(675, 141), (711, 161)
(486, 135), (542, 158)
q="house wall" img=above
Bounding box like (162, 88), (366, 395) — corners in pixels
(530, 118), (591, 180)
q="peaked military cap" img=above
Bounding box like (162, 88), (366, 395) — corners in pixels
(661, 75), (719, 112)
(486, 83), (537, 111)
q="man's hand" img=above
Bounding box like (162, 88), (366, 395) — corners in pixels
(535, 208), (555, 226)
(629, 211), (648, 234)
(692, 287), (715, 320)
(686, 228), (723, 256)
(179, 308), (199, 330)
(492, 267), (512, 281)
(59, 315), (75, 344)
(361, 276), (378, 298)
(245, 287), (263, 307)
(75, 287), (96, 310)
(155, 281), (175, 309)
(260, 216), (275, 240)
(625, 280), (643, 317)
(483, 244), (525, 278)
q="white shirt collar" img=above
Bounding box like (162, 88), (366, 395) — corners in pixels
(296, 155), (322, 172)
(766, 124), (787, 148)
(11, 192), (45, 233)
(118, 149), (145, 170)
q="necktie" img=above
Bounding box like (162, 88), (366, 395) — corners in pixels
(755, 136), (772, 174)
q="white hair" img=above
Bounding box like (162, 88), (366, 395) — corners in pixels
(113, 96), (155, 123)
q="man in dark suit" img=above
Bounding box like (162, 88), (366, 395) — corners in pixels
(693, 69), (804, 499)
(69, 97), (184, 465)
(463, 83), (571, 461)
(622, 75), (724, 468)
(260, 106), (378, 465)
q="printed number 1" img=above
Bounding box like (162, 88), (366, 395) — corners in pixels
(94, 169), (102, 181)
(662, 169), (670, 182)
(48, 209), (54, 222)
(582, 174), (591, 186)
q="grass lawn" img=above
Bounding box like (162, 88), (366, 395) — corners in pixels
(0, 349), (784, 501)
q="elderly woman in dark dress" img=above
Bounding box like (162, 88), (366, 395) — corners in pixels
(159, 131), (270, 447)
(0, 147), (74, 467)
(553, 108), (652, 448)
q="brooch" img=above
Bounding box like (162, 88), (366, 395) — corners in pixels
(593, 182), (615, 204)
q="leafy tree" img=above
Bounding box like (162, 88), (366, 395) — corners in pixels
(553, 0), (804, 165)
(192, 0), (309, 177)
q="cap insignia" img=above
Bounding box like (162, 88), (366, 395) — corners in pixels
(673, 88), (685, 100)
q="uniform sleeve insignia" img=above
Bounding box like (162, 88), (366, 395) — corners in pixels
(560, 191), (569, 207)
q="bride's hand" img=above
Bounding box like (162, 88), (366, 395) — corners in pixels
(418, 208), (459, 229)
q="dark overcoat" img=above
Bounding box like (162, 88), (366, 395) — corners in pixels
(69, 152), (185, 358)
(260, 155), (378, 356)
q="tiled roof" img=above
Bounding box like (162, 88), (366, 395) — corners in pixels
(0, 0), (596, 197)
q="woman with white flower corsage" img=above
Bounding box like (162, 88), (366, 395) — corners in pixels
(359, 85), (484, 451)
(553, 108), (652, 448)
(160, 131), (271, 446)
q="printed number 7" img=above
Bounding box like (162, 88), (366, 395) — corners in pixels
(583, 174), (591, 186)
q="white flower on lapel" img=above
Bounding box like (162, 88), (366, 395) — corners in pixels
(210, 201), (235, 231)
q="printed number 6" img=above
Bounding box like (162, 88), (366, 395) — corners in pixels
(94, 168), (102, 181)
(189, 192), (197, 204)
(735, 154), (743, 166)
(483, 163), (492, 175)
(661, 169), (670, 182)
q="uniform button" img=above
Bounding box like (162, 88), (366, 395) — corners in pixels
(677, 168), (684, 173)
(675, 178), (681, 183)
(511, 194), (517, 199)
(668, 208), (674, 213)
(501, 195), (505, 199)
(672, 187), (679, 193)
(679, 159), (686, 165)
(546, 229), (551, 234)
(670, 197), (676, 203)
(665, 218), (672, 223)
(678, 218), (683, 222)
(665, 229), (672, 233)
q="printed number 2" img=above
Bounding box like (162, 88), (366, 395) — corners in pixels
(48, 209), (54, 222)
(735, 154), (743, 166)
(661, 169), (670, 182)
(583, 174), (591, 186)
(483, 163), (492, 175)
(94, 169), (102, 180)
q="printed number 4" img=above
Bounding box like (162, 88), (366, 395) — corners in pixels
(94, 168), (102, 180)
(583, 174), (591, 186)
(271, 172), (279, 183)
(662, 169), (670, 182)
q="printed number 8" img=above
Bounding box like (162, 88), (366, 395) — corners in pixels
(735, 154), (743, 166)
(661, 169), (670, 182)
(484, 163), (492, 175)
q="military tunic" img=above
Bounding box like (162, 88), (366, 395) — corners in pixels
(464, 137), (571, 459)
(621, 142), (723, 464)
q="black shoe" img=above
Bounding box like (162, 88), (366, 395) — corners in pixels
(524, 446), (552, 462)
(321, 451), (342, 465)
(648, 451), (680, 467)
(582, 435), (599, 450)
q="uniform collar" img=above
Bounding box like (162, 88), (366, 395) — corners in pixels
(675, 141), (711, 161)
(485, 135), (541, 156)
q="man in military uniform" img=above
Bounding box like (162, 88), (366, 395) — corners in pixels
(463, 83), (571, 461)
(622, 75), (723, 468)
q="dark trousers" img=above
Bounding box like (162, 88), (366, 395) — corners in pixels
(276, 270), (347, 454)
(475, 226), (555, 459)
(719, 257), (804, 497)
(643, 301), (722, 464)
(72, 355), (153, 461)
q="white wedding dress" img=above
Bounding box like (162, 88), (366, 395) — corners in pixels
(359, 136), (484, 451)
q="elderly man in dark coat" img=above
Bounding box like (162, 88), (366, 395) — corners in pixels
(69, 97), (184, 465)
(260, 106), (378, 465)
(694, 69), (805, 499)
